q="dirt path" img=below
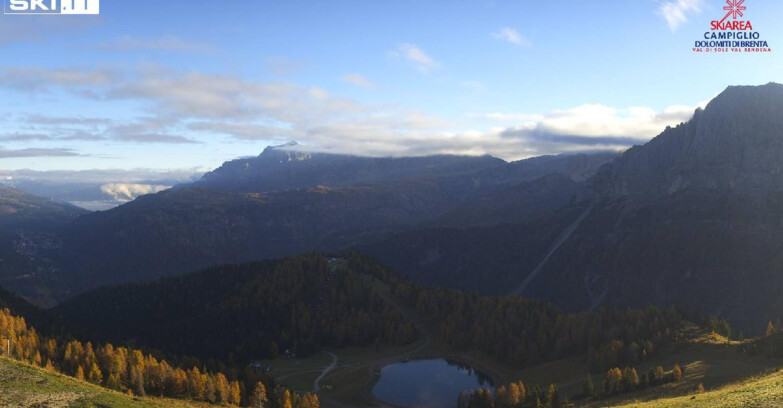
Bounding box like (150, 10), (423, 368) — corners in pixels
(313, 351), (337, 393)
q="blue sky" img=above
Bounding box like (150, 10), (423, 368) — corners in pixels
(0, 0), (781, 176)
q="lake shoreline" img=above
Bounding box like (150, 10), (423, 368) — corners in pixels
(369, 356), (502, 408)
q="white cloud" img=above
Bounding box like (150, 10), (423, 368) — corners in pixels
(0, 67), (117, 92)
(342, 74), (377, 89)
(0, 65), (706, 161)
(2, 168), (200, 185)
(189, 122), (295, 140)
(0, 15), (99, 47)
(100, 183), (170, 203)
(492, 27), (531, 47)
(101, 36), (213, 53)
(486, 103), (699, 139)
(390, 43), (439, 72)
(483, 101), (704, 157)
(658, 0), (704, 31)
(0, 147), (85, 159)
(262, 56), (310, 76)
(105, 72), (363, 121)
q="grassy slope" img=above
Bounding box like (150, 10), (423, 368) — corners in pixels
(609, 369), (783, 408)
(0, 357), (213, 408)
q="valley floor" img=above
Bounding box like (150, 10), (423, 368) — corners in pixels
(267, 335), (783, 408)
(261, 280), (783, 408)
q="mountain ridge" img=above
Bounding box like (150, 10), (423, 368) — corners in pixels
(368, 83), (783, 333)
(0, 148), (614, 304)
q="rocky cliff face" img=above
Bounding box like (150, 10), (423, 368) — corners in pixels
(367, 83), (783, 334)
(534, 83), (783, 332)
(596, 83), (783, 198)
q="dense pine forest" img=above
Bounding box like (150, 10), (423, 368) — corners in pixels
(405, 288), (681, 370)
(55, 255), (417, 362)
(343, 253), (684, 370)
(55, 253), (697, 374)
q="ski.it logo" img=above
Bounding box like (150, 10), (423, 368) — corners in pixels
(4, 0), (99, 15)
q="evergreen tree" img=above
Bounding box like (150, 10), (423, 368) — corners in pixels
(767, 321), (776, 337)
(547, 384), (561, 408)
(583, 373), (595, 397)
(457, 391), (470, 408)
(494, 385), (508, 408)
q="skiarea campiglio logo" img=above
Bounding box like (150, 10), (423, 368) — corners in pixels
(693, 0), (771, 53)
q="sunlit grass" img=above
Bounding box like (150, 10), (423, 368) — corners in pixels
(0, 357), (216, 408)
(609, 368), (783, 408)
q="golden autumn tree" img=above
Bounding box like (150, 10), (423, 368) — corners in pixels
(228, 380), (242, 406)
(297, 392), (320, 408)
(250, 382), (269, 408)
(672, 364), (683, 381)
(188, 367), (207, 401)
(88, 362), (103, 385)
(604, 367), (623, 394)
(280, 389), (293, 408)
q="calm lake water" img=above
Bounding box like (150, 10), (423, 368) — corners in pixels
(372, 359), (494, 408)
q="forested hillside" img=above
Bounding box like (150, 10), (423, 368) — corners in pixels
(57, 254), (690, 375)
(0, 184), (84, 227)
(0, 304), (319, 407)
(0, 185), (87, 306)
(55, 255), (417, 362)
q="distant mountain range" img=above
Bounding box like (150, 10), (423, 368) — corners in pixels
(4, 83), (783, 334)
(0, 147), (612, 305)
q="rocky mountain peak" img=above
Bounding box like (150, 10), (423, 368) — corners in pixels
(595, 83), (783, 198)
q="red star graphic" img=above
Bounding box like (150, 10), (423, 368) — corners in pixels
(720, 0), (747, 23)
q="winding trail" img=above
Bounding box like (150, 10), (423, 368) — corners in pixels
(313, 351), (338, 393)
(513, 205), (593, 296)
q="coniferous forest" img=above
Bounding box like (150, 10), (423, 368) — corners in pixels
(55, 255), (418, 362)
(56, 253), (688, 376)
